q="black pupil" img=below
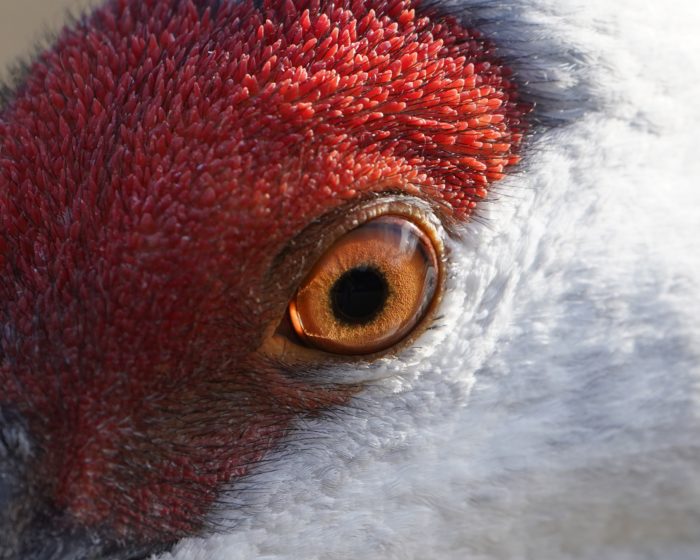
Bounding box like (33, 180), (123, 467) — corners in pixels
(330, 265), (389, 326)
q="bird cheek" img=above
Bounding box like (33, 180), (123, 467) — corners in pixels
(239, 354), (362, 411)
(54, 357), (358, 541)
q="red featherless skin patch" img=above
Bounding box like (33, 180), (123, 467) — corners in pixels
(0, 0), (529, 547)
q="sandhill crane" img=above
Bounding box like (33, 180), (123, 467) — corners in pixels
(1, 1), (699, 559)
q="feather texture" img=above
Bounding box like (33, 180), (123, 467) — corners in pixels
(162, 1), (700, 558)
(0, 0), (699, 558)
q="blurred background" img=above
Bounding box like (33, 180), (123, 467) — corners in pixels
(0, 0), (99, 78)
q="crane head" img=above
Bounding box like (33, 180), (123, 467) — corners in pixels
(0, 0), (530, 557)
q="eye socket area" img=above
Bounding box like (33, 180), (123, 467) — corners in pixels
(287, 215), (440, 355)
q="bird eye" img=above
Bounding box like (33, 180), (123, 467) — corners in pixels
(288, 216), (439, 355)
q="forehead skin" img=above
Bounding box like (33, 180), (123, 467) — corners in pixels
(0, 0), (526, 545)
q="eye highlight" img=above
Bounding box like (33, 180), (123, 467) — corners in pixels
(288, 216), (439, 355)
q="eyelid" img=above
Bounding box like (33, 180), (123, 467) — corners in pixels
(258, 196), (447, 365)
(289, 215), (439, 355)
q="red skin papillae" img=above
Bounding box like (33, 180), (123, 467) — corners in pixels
(0, 0), (528, 545)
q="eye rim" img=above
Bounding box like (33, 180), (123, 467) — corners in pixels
(288, 215), (440, 355)
(259, 196), (447, 364)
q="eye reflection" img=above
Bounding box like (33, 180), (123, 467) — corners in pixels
(288, 215), (439, 355)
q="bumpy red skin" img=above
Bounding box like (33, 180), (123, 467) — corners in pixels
(0, 0), (527, 546)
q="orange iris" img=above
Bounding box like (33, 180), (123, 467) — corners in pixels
(288, 216), (439, 355)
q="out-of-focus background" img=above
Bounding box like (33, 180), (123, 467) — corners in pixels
(0, 0), (99, 79)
